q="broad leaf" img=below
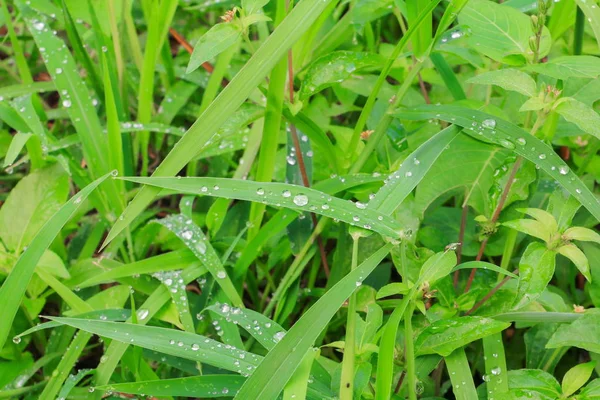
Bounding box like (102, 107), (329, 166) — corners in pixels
(547, 312), (600, 353)
(554, 98), (600, 140)
(187, 23), (241, 74)
(459, 0), (550, 65)
(415, 316), (510, 356)
(514, 243), (556, 309)
(526, 56), (600, 79)
(299, 51), (383, 100)
(467, 69), (537, 97)
(562, 361), (595, 397)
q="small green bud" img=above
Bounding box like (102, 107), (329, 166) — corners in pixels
(531, 15), (539, 32)
(529, 36), (538, 52)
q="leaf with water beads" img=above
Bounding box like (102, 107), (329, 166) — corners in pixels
(46, 317), (262, 374)
(152, 270), (195, 332)
(14, 309), (131, 340)
(96, 375), (245, 398)
(234, 244), (392, 400)
(206, 303), (285, 351)
(394, 105), (600, 223)
(154, 214), (243, 308)
(121, 177), (402, 238)
(369, 125), (460, 216)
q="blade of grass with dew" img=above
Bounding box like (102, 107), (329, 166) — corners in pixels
(20, 5), (123, 217)
(0, 172), (110, 351)
(78, 250), (201, 287)
(234, 244), (392, 400)
(369, 125), (460, 215)
(46, 317), (263, 372)
(206, 304), (285, 350)
(103, 0), (345, 247)
(445, 348), (478, 400)
(152, 270), (195, 333)
(103, 54), (125, 181)
(61, 0), (103, 99)
(121, 176), (402, 238)
(154, 214), (244, 307)
(4, 133), (32, 168)
(97, 375), (246, 398)
(394, 105), (600, 222)
(482, 334), (509, 395)
(451, 261), (519, 278)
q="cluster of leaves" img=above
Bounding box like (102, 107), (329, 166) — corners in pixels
(1, 0), (600, 399)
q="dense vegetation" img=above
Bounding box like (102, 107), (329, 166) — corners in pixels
(1, 0), (600, 398)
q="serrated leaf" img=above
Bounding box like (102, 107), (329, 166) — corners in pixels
(415, 316), (510, 356)
(187, 23), (241, 74)
(467, 69), (537, 97)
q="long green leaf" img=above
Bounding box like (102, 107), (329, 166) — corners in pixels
(103, 0), (339, 247)
(0, 172), (109, 355)
(120, 176), (402, 238)
(234, 244), (392, 399)
(394, 105), (600, 222)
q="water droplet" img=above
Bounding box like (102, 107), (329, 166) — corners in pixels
(256, 188), (265, 195)
(137, 309), (149, 320)
(33, 21), (45, 31)
(482, 119), (496, 129)
(191, 343), (200, 351)
(217, 271), (227, 279)
(62, 99), (72, 108)
(559, 166), (569, 175)
(517, 137), (527, 146)
(282, 190), (291, 198)
(181, 230), (193, 240)
(55, 68), (62, 74)
(293, 194), (309, 206)
(355, 201), (367, 209)
(12, 336), (21, 344)
(273, 331), (285, 342)
(491, 367), (502, 376)
(538, 153), (546, 160)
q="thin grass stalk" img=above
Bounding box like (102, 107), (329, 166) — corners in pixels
(339, 236), (359, 399)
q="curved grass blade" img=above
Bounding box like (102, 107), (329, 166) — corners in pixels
(369, 125), (460, 215)
(206, 304), (285, 351)
(121, 177), (402, 238)
(0, 172), (110, 351)
(493, 312), (582, 323)
(0, 81), (55, 99)
(234, 244), (392, 400)
(97, 375), (245, 398)
(46, 317), (262, 373)
(445, 348), (477, 400)
(15, 309), (130, 339)
(451, 261), (518, 278)
(154, 214), (243, 307)
(103, 0), (341, 247)
(394, 105), (600, 222)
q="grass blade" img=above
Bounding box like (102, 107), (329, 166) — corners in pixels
(121, 176), (402, 237)
(234, 244), (391, 400)
(103, 0), (342, 247)
(0, 172), (110, 351)
(97, 376), (245, 397)
(395, 105), (600, 222)
(445, 348), (478, 400)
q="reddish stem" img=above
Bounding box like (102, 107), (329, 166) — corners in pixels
(464, 157), (523, 293)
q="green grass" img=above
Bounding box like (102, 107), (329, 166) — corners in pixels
(2, 0), (600, 399)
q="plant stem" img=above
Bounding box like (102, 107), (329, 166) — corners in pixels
(350, 62), (423, 174)
(466, 270), (518, 315)
(339, 236), (360, 399)
(404, 301), (417, 400)
(285, 0), (330, 275)
(574, 6), (585, 55)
